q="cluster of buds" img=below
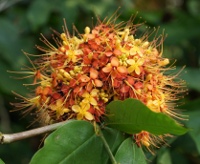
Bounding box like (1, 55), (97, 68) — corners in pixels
(14, 17), (185, 149)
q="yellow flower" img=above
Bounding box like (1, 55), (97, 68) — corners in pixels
(146, 99), (164, 113)
(82, 89), (98, 106)
(49, 99), (70, 118)
(127, 58), (144, 75)
(129, 46), (143, 56)
(72, 102), (94, 120)
(66, 50), (77, 63)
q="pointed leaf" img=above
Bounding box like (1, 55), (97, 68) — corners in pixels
(0, 159), (5, 164)
(105, 98), (187, 135)
(30, 120), (125, 164)
(115, 138), (147, 164)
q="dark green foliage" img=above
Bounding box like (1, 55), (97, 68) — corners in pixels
(105, 99), (187, 135)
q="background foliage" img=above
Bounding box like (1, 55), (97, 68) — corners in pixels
(0, 0), (200, 163)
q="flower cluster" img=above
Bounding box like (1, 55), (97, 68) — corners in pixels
(14, 17), (185, 149)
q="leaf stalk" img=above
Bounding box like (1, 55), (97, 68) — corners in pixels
(98, 126), (118, 164)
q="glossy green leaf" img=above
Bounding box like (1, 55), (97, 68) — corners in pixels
(0, 159), (5, 164)
(105, 98), (187, 135)
(30, 120), (125, 164)
(115, 138), (147, 164)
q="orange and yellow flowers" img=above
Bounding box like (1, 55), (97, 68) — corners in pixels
(14, 15), (185, 149)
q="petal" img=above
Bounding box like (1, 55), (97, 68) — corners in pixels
(75, 49), (83, 55)
(85, 112), (94, 120)
(80, 75), (90, 82)
(134, 82), (143, 89)
(86, 82), (93, 92)
(111, 57), (119, 67)
(105, 51), (113, 57)
(94, 79), (103, 87)
(58, 108), (64, 116)
(72, 105), (80, 112)
(129, 47), (137, 56)
(113, 49), (122, 56)
(135, 66), (141, 75)
(127, 66), (135, 73)
(159, 59), (169, 66)
(43, 87), (52, 95)
(127, 59), (135, 65)
(137, 59), (144, 65)
(82, 92), (89, 98)
(77, 113), (84, 120)
(82, 103), (90, 111)
(82, 98), (89, 104)
(91, 89), (99, 96)
(87, 34), (95, 39)
(90, 68), (98, 79)
(49, 104), (56, 111)
(127, 76), (135, 85)
(63, 108), (70, 113)
(147, 84), (153, 90)
(102, 66), (112, 73)
(56, 99), (63, 106)
(117, 66), (128, 74)
(90, 97), (97, 106)
(120, 85), (130, 93)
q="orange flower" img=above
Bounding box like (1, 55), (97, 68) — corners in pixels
(13, 14), (185, 150)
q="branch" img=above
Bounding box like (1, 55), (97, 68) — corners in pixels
(0, 121), (67, 144)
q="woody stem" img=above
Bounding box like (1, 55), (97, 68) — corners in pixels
(0, 121), (67, 144)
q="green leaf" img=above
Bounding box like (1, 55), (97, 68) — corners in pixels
(105, 98), (187, 135)
(180, 68), (200, 92)
(0, 60), (28, 95)
(30, 120), (125, 164)
(183, 99), (200, 154)
(165, 67), (200, 92)
(157, 150), (172, 164)
(0, 159), (5, 164)
(115, 138), (147, 164)
(27, 0), (53, 31)
(0, 16), (37, 68)
(161, 11), (200, 45)
(102, 127), (126, 156)
(0, 18), (35, 94)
